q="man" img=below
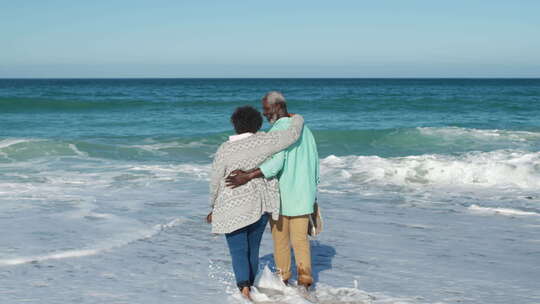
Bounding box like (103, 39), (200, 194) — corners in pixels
(226, 91), (319, 290)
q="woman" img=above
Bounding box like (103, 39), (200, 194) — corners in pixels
(208, 106), (304, 300)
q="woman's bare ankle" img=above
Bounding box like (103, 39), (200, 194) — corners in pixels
(241, 286), (252, 301)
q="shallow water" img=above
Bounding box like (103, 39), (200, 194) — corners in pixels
(1, 79), (539, 303)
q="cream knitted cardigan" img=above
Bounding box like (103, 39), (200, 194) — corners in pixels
(209, 115), (304, 234)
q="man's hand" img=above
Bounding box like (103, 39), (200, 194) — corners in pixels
(206, 212), (212, 224)
(226, 170), (251, 188)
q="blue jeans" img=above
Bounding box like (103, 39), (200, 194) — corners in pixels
(225, 213), (269, 290)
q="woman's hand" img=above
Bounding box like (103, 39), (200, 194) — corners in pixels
(206, 212), (212, 224)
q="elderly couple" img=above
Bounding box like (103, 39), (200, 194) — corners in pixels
(207, 91), (320, 300)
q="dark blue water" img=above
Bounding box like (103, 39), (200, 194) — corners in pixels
(1, 79), (539, 157)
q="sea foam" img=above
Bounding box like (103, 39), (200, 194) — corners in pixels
(320, 150), (540, 190)
(0, 218), (184, 267)
(225, 265), (421, 304)
(417, 127), (540, 143)
(0, 139), (37, 149)
(468, 204), (539, 217)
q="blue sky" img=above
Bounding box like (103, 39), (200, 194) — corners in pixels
(1, 1), (539, 78)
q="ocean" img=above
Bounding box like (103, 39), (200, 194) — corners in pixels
(0, 78), (539, 304)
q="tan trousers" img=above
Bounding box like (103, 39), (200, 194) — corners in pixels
(270, 215), (313, 286)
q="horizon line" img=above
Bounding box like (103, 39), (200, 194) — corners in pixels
(1, 77), (540, 80)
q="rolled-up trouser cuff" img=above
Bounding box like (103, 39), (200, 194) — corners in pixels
(237, 280), (251, 291)
(298, 273), (313, 286)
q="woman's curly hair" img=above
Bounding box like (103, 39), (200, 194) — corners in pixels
(231, 106), (263, 134)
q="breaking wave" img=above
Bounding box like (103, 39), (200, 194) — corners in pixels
(320, 150), (540, 190)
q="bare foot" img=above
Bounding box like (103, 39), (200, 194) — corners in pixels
(297, 285), (317, 302)
(241, 286), (252, 301)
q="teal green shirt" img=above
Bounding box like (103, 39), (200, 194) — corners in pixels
(260, 117), (320, 216)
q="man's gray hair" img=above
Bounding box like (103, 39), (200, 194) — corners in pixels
(263, 91), (286, 105)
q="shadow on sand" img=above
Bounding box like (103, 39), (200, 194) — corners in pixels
(259, 240), (337, 286)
